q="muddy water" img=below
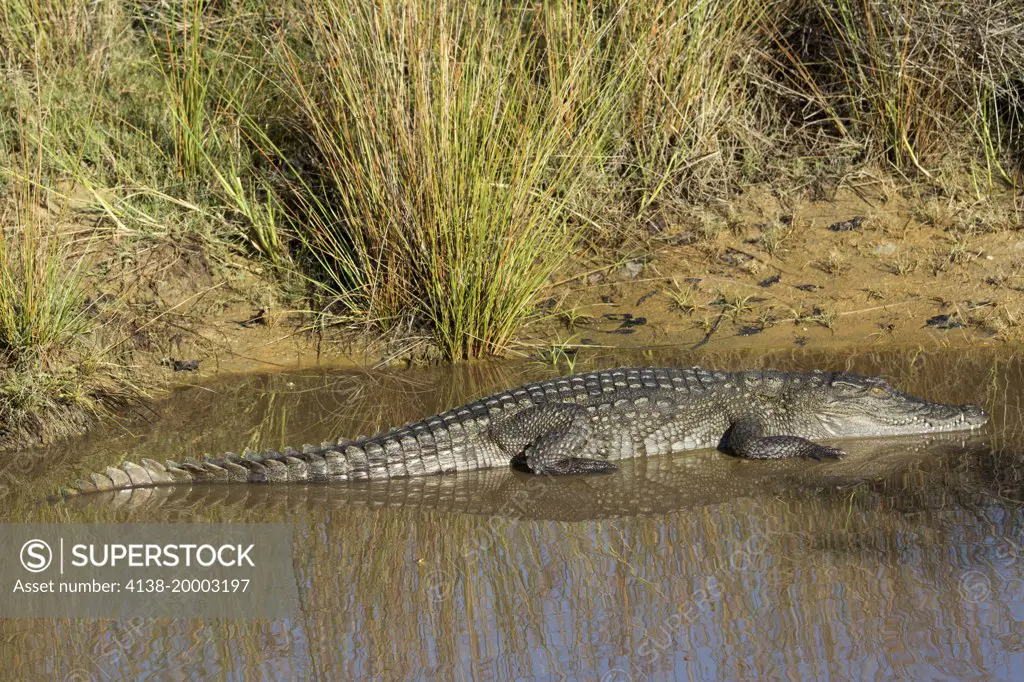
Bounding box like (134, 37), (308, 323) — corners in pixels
(2, 347), (1024, 680)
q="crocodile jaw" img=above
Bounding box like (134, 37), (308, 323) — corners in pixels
(818, 402), (988, 438)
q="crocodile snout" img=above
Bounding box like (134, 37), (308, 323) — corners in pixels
(962, 404), (989, 428)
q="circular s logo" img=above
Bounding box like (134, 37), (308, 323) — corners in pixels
(20, 539), (52, 573)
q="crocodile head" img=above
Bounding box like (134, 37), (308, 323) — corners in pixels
(797, 371), (989, 438)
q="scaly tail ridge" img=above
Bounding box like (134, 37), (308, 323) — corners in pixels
(55, 417), (455, 501)
(59, 441), (378, 498)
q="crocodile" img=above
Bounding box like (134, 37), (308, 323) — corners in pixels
(59, 366), (989, 497)
(66, 435), (990, 519)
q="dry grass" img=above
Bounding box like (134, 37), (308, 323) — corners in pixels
(267, 1), (627, 360)
(0, 0), (1022, 442)
(773, 0), (1024, 182)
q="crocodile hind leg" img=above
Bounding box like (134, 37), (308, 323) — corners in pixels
(724, 417), (845, 461)
(490, 404), (617, 476)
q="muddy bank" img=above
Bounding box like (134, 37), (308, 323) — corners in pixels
(1, 186), (1020, 454)
(524, 188), (1023, 354)
(109, 188), (1023, 381)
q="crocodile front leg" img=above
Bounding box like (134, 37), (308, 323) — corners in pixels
(489, 404), (618, 476)
(724, 417), (845, 461)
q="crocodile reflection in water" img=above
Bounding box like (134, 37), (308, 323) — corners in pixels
(65, 434), (989, 521)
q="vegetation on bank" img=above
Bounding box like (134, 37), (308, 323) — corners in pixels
(0, 0), (1022, 447)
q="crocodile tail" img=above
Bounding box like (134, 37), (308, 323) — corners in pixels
(56, 418), (456, 499)
(57, 441), (387, 498)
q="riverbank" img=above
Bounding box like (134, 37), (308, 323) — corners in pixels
(1, 177), (1020, 452)
(169, 183), (1024, 375)
(1, 0), (1021, 450)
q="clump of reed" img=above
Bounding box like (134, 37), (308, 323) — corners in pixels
(774, 0), (1024, 184)
(0, 0), (1021, 447)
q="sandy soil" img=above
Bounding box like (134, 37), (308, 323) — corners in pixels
(519, 187), (1024, 357)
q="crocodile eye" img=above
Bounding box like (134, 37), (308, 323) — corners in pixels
(870, 386), (888, 397)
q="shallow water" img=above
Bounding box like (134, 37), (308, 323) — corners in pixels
(3, 346), (1024, 680)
